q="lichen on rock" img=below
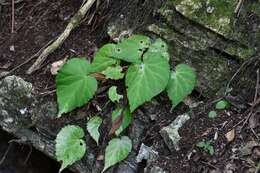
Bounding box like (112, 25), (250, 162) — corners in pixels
(0, 76), (34, 132)
(160, 113), (190, 152)
(170, 0), (237, 37)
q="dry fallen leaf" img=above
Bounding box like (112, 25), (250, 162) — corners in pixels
(249, 114), (259, 129)
(225, 129), (235, 142)
(50, 58), (67, 75)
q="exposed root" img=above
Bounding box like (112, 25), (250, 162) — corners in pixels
(26, 0), (97, 74)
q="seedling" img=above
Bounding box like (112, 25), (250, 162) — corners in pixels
(208, 110), (217, 118)
(196, 140), (214, 156)
(215, 100), (229, 110)
(55, 35), (197, 172)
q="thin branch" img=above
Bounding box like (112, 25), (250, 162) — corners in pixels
(26, 0), (97, 74)
(234, 0), (244, 16)
(11, 0), (15, 33)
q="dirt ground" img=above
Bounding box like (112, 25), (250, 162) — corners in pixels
(0, 0), (259, 173)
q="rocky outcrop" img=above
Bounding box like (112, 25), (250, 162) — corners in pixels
(107, 0), (259, 98)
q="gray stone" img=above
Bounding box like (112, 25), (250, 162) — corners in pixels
(136, 143), (158, 163)
(160, 113), (190, 152)
(146, 166), (167, 173)
(0, 75), (34, 132)
(115, 152), (137, 173)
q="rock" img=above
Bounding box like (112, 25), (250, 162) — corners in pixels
(106, 2), (258, 98)
(114, 152), (137, 173)
(147, 23), (245, 97)
(160, 113), (190, 152)
(160, 1), (259, 49)
(0, 76), (34, 132)
(136, 143), (158, 163)
(146, 166), (167, 173)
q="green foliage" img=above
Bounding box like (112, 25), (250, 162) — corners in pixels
(87, 116), (102, 145)
(196, 140), (214, 156)
(126, 51), (170, 112)
(55, 34), (197, 172)
(166, 64), (196, 108)
(55, 125), (86, 172)
(91, 44), (118, 72)
(215, 100), (229, 110)
(111, 35), (151, 63)
(111, 107), (132, 136)
(147, 38), (170, 61)
(208, 110), (217, 118)
(56, 58), (97, 117)
(102, 136), (132, 172)
(102, 66), (124, 80)
(108, 86), (123, 103)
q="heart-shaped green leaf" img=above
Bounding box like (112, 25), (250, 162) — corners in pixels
(148, 38), (170, 61)
(108, 86), (123, 103)
(55, 125), (86, 172)
(102, 136), (132, 172)
(166, 64), (196, 108)
(111, 107), (132, 136)
(56, 58), (97, 117)
(102, 66), (124, 80)
(111, 35), (151, 63)
(87, 116), (102, 145)
(126, 52), (170, 112)
(91, 44), (118, 72)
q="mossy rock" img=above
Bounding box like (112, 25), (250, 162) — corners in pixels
(170, 0), (236, 37)
(166, 0), (259, 50)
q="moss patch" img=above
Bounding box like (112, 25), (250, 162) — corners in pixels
(171, 0), (236, 37)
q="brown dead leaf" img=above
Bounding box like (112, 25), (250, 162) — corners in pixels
(50, 58), (67, 75)
(249, 114), (259, 129)
(108, 114), (123, 136)
(225, 129), (235, 142)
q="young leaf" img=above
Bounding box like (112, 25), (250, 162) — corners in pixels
(148, 38), (170, 61)
(91, 44), (118, 72)
(111, 107), (132, 136)
(55, 125), (86, 172)
(102, 136), (132, 172)
(215, 100), (228, 110)
(87, 116), (102, 145)
(208, 145), (214, 156)
(111, 35), (151, 63)
(126, 51), (170, 112)
(56, 58), (97, 117)
(102, 66), (124, 80)
(196, 140), (214, 156)
(108, 86), (123, 103)
(208, 111), (217, 118)
(166, 64), (196, 108)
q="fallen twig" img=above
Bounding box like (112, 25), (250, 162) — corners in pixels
(235, 0), (244, 16)
(11, 0), (15, 33)
(26, 0), (97, 74)
(0, 39), (54, 80)
(0, 143), (13, 165)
